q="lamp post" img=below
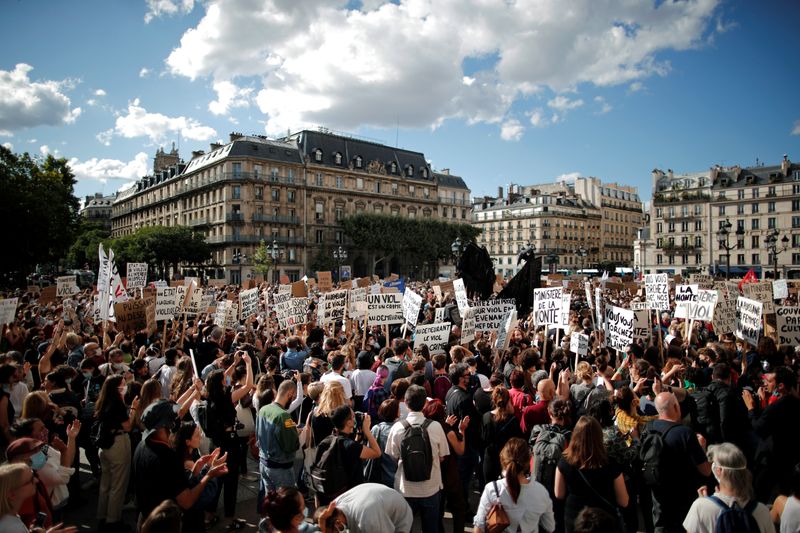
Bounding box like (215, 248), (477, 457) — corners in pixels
(451, 237), (463, 276)
(232, 250), (247, 285)
(333, 245), (348, 282)
(574, 245), (587, 276)
(715, 219), (743, 280)
(266, 240), (281, 283)
(764, 229), (790, 280)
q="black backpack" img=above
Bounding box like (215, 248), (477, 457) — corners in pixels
(310, 434), (349, 497)
(195, 400), (226, 443)
(530, 425), (570, 494)
(708, 495), (760, 533)
(90, 419), (114, 450)
(639, 422), (679, 486)
(575, 385), (603, 419)
(691, 389), (720, 442)
(400, 419), (433, 482)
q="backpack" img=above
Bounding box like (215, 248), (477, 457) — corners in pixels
(691, 388), (720, 442)
(400, 419), (433, 482)
(575, 385), (602, 419)
(195, 400), (226, 443)
(384, 358), (410, 393)
(432, 375), (451, 403)
(639, 422), (679, 486)
(364, 386), (389, 421)
(363, 423), (392, 484)
(310, 434), (349, 497)
(708, 495), (760, 533)
(90, 419), (114, 450)
(531, 425), (569, 493)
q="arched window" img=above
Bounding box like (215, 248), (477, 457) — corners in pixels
(420, 167), (428, 178)
(389, 161), (397, 174)
(334, 152), (343, 165)
(314, 148), (323, 162)
(405, 165), (414, 177)
(354, 156), (363, 169)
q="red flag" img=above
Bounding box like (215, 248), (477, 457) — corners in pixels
(737, 268), (758, 292)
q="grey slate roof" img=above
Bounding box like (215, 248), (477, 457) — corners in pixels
(433, 172), (469, 190)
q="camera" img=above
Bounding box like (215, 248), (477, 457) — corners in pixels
(353, 411), (366, 428)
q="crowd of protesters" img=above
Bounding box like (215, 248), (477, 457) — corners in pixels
(0, 274), (798, 533)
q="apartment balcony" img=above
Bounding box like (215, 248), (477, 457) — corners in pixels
(225, 212), (245, 223)
(653, 191), (711, 204)
(659, 242), (702, 254)
(206, 234), (306, 245)
(188, 217), (210, 227)
(252, 213), (300, 224)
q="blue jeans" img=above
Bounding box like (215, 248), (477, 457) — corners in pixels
(258, 463), (296, 513)
(406, 491), (441, 533)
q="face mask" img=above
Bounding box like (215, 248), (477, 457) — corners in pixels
(30, 450), (47, 471)
(83, 371), (93, 380)
(711, 463), (721, 484)
(225, 375), (232, 387)
(302, 505), (309, 519)
(1, 384), (10, 393)
(65, 378), (72, 385)
(535, 393), (541, 402)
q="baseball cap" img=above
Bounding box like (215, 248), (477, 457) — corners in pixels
(141, 399), (179, 440)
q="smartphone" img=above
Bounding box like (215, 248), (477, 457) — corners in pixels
(35, 512), (47, 528)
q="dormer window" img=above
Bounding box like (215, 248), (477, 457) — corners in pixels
(389, 161), (397, 174)
(334, 152), (343, 165)
(313, 149), (323, 162)
(405, 165), (414, 177)
(354, 156), (362, 169)
(421, 167), (428, 179)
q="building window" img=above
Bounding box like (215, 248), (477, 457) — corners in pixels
(681, 222), (688, 232)
(695, 254), (702, 264)
(793, 253), (800, 264)
(656, 222), (663, 233)
(751, 235), (759, 249)
(751, 219), (759, 230)
(409, 185), (415, 195)
(253, 165), (262, 178)
(287, 168), (294, 183)
(768, 186), (776, 196)
(335, 207), (344, 221)
(738, 189), (745, 200)
(314, 149), (323, 162)
(718, 206), (725, 216)
(356, 178), (364, 189)
(270, 189), (279, 202)
(315, 202), (324, 221)
(405, 165), (414, 177)
(737, 204), (745, 215)
(287, 190), (296, 203)
(389, 162), (397, 174)
(375, 182), (381, 193)
(668, 222), (675, 232)
(254, 187), (263, 200)
(315, 173), (324, 187)
(232, 162), (242, 177)
(752, 203), (759, 214)
(335, 230), (343, 243)
(315, 230), (324, 244)
(391, 183), (398, 194)
(737, 254), (745, 265)
(695, 220), (702, 231)
(751, 253), (760, 265)
(793, 199), (800, 211)
(334, 152), (342, 165)
(232, 186), (241, 199)
(335, 176), (343, 189)
(354, 156), (362, 169)
(695, 236), (702, 247)
(768, 201), (776, 213)
(752, 188), (759, 198)
(768, 217), (776, 229)
(793, 216), (800, 228)
(391, 206), (400, 216)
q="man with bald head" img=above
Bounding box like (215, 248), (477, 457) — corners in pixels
(520, 378), (556, 436)
(645, 392), (711, 533)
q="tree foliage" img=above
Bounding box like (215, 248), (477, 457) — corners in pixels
(341, 213), (481, 274)
(251, 240), (274, 277)
(0, 147), (80, 282)
(110, 225), (211, 278)
(66, 220), (112, 271)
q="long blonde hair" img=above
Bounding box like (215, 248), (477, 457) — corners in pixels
(0, 463), (29, 516)
(316, 381), (346, 416)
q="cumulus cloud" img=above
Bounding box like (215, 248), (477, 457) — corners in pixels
(144, 0), (195, 23)
(2, 142), (13, 151)
(165, 0), (722, 136)
(94, 89), (106, 96)
(548, 95), (584, 111)
(628, 81), (644, 93)
(528, 108), (548, 128)
(68, 152), (149, 185)
(39, 145), (50, 156)
(0, 63), (82, 135)
(556, 172), (581, 183)
(208, 80), (252, 116)
(139, 68), (151, 78)
(594, 96), (612, 114)
(500, 119), (524, 141)
(97, 98), (217, 145)
(792, 120), (800, 136)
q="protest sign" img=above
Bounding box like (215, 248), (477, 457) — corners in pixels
(674, 284), (699, 319)
(775, 307), (800, 346)
(434, 307), (448, 324)
(473, 299), (516, 333)
(367, 293), (404, 326)
(155, 287), (177, 320)
(223, 302), (239, 330)
(494, 308), (518, 351)
(604, 305), (634, 352)
(630, 301), (648, 311)
(453, 278), (469, 315)
(685, 289), (719, 321)
(645, 274), (669, 311)
(432, 285), (442, 302)
(595, 287), (603, 332)
(348, 287), (367, 320)
(317, 271), (333, 292)
(460, 308), (476, 345)
(279, 274), (290, 285)
(185, 287), (204, 316)
(340, 265), (351, 281)
(689, 274), (714, 289)
(275, 298), (307, 330)
(214, 300), (228, 328)
(773, 279), (789, 300)
(735, 297), (763, 346)
(239, 288), (259, 319)
(355, 277), (370, 289)
(383, 278), (406, 295)
(277, 284), (292, 296)
(439, 280), (454, 295)
(570, 333), (589, 356)
(126, 263), (148, 290)
(414, 323), (451, 355)
(533, 287), (562, 327)
(633, 310), (650, 340)
(402, 288), (423, 327)
(318, 289), (348, 325)
(560, 292), (572, 331)
(743, 282), (776, 314)
(56, 276), (78, 298)
(114, 298), (154, 333)
(713, 298), (737, 335)
(370, 283), (382, 295)
(207, 279), (226, 288)
(0, 298), (18, 325)
(291, 280), (307, 297)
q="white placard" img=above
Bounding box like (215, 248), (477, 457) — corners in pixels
(0, 298), (18, 325)
(686, 289), (719, 321)
(453, 278), (470, 315)
(604, 305), (634, 352)
(533, 287), (562, 327)
(743, 282), (776, 314)
(645, 274), (669, 311)
(674, 284), (699, 319)
(472, 299), (516, 332)
(712, 298), (737, 335)
(460, 308), (476, 345)
(735, 297), (763, 346)
(494, 308), (517, 351)
(275, 298), (307, 330)
(126, 263), (148, 290)
(239, 288), (260, 319)
(773, 279), (789, 300)
(560, 293), (572, 331)
(689, 274), (714, 289)
(214, 300), (228, 328)
(434, 307), (448, 324)
(414, 323), (451, 355)
(348, 287), (367, 320)
(56, 275), (78, 297)
(367, 293), (405, 325)
(570, 333), (589, 356)
(633, 309), (650, 340)
(594, 286), (603, 332)
(630, 301), (648, 311)
(402, 288), (423, 327)
(155, 287), (178, 320)
(318, 289), (348, 325)
(776, 307), (800, 346)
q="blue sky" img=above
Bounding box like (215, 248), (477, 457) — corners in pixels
(1, 0), (798, 203)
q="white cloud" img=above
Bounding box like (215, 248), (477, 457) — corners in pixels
(208, 80), (252, 116)
(68, 152), (149, 185)
(97, 98), (217, 145)
(556, 172), (581, 183)
(0, 63), (82, 135)
(594, 96), (612, 114)
(500, 119), (524, 141)
(39, 145), (50, 155)
(528, 108), (548, 128)
(94, 89), (106, 96)
(165, 0), (721, 136)
(628, 81), (644, 93)
(27, 138), (37, 143)
(548, 95), (584, 111)
(144, 0), (195, 23)
(139, 68), (151, 78)
(2, 142), (12, 151)
(792, 120), (800, 136)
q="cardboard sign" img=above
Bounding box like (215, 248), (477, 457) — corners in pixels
(434, 307), (448, 324)
(414, 322), (451, 355)
(114, 297), (154, 333)
(735, 297), (763, 346)
(56, 276), (78, 297)
(432, 285), (442, 302)
(743, 282), (776, 314)
(383, 278), (406, 295)
(685, 289), (719, 321)
(239, 288), (260, 319)
(570, 333), (589, 356)
(275, 298), (307, 330)
(773, 279), (789, 300)
(604, 305), (634, 352)
(318, 289), (348, 325)
(367, 293), (405, 325)
(494, 308), (517, 351)
(0, 298), (18, 325)
(674, 284), (699, 319)
(291, 280), (307, 298)
(439, 280), (454, 295)
(348, 287), (367, 320)
(126, 263), (148, 290)
(473, 299), (516, 332)
(776, 307), (800, 346)
(207, 278), (226, 288)
(560, 293), (572, 331)
(317, 271), (333, 292)
(689, 274), (714, 289)
(279, 274), (290, 285)
(460, 308), (476, 345)
(633, 309), (650, 340)
(356, 277), (370, 288)
(402, 288), (423, 327)
(630, 301), (648, 311)
(645, 274), (669, 311)
(533, 287), (562, 327)
(40, 286), (57, 304)
(712, 298), (736, 335)
(155, 287), (177, 320)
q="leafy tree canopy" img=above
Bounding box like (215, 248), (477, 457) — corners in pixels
(109, 225), (211, 278)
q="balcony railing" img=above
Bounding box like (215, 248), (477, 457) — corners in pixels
(252, 213), (300, 224)
(188, 217), (209, 227)
(653, 192), (711, 204)
(226, 213), (245, 222)
(206, 234), (306, 245)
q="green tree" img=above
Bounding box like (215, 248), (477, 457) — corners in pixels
(251, 240), (274, 279)
(66, 220), (112, 270)
(110, 225), (211, 279)
(0, 147), (81, 284)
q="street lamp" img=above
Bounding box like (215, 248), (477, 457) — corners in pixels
(333, 245), (348, 282)
(764, 229), (790, 280)
(716, 219), (743, 280)
(266, 240), (281, 283)
(232, 250), (247, 285)
(451, 237), (463, 276)
(574, 245), (588, 275)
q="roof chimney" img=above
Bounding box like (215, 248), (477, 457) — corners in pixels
(191, 150), (205, 159)
(497, 186), (503, 199)
(440, 168), (450, 175)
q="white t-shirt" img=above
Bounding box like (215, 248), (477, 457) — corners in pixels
(320, 371), (353, 399)
(682, 493), (775, 533)
(350, 369), (377, 397)
(385, 411), (449, 498)
(0, 514), (28, 533)
(781, 495), (800, 533)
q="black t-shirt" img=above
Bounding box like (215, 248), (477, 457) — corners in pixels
(133, 438), (190, 519)
(101, 401), (129, 432)
(340, 435), (365, 488)
(646, 419), (707, 494)
(557, 458), (622, 530)
(195, 341), (220, 371)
